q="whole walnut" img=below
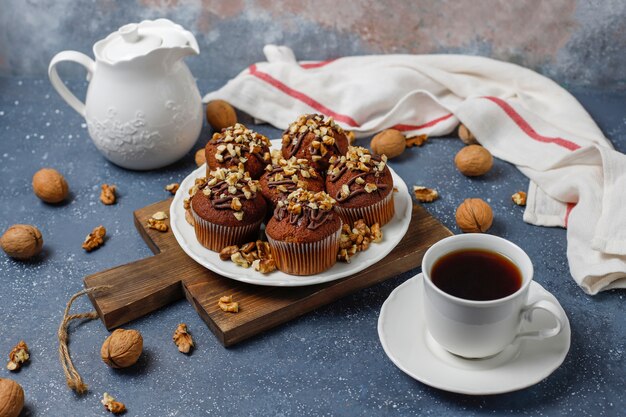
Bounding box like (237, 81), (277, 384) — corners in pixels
(206, 100), (237, 131)
(458, 124), (479, 145)
(1, 224), (43, 260)
(370, 129), (406, 159)
(0, 378), (24, 417)
(101, 329), (143, 369)
(456, 198), (493, 233)
(32, 168), (69, 203)
(454, 145), (493, 177)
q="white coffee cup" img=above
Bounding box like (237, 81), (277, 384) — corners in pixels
(422, 234), (566, 359)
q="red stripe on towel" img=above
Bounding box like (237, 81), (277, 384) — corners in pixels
(482, 96), (581, 151)
(392, 113), (455, 132)
(249, 64), (360, 127)
(300, 59), (338, 69)
(564, 202), (575, 228)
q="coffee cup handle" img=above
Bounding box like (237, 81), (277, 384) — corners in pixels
(514, 299), (566, 342)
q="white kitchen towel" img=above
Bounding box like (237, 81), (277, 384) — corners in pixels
(204, 45), (626, 295)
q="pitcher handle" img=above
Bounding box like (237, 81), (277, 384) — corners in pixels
(48, 51), (95, 117)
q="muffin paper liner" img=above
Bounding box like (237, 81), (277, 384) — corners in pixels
(335, 190), (395, 227)
(267, 226), (341, 276)
(192, 207), (263, 252)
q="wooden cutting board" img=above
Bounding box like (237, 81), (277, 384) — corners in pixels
(84, 198), (452, 346)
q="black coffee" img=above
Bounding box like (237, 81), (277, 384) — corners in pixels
(431, 249), (522, 301)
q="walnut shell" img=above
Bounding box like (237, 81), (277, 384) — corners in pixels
(454, 145), (493, 177)
(370, 129), (406, 159)
(0, 378), (24, 417)
(1, 224), (43, 260)
(32, 168), (69, 203)
(458, 124), (478, 145)
(455, 198), (493, 233)
(206, 100), (237, 131)
(101, 329), (143, 369)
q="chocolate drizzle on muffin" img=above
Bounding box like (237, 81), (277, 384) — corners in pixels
(190, 166), (260, 221)
(274, 189), (336, 231)
(327, 146), (390, 203)
(265, 153), (319, 193)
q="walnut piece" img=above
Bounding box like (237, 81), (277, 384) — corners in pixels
(0, 378), (24, 417)
(218, 295), (239, 313)
(1, 224), (43, 260)
(102, 393), (126, 415)
(173, 323), (194, 354)
(337, 220), (383, 263)
(413, 186), (439, 203)
(195, 148), (206, 167)
(165, 183), (180, 194)
(101, 329), (143, 369)
(455, 198), (494, 233)
(206, 99), (237, 131)
(219, 241), (276, 274)
(6, 341), (29, 371)
(147, 212), (168, 232)
(100, 184), (117, 205)
(82, 225), (106, 252)
(406, 134), (428, 147)
(512, 191), (527, 206)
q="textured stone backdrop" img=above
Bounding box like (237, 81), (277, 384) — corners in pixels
(1, 0), (624, 89)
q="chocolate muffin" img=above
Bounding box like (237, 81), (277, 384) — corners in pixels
(190, 167), (266, 251)
(259, 153), (324, 212)
(205, 123), (271, 179)
(266, 189), (341, 275)
(281, 114), (350, 171)
(325, 146), (395, 227)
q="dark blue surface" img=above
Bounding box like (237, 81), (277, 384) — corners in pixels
(0, 76), (624, 416)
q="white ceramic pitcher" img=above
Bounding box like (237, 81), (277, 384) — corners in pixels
(49, 19), (203, 170)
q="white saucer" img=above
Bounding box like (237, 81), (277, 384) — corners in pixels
(169, 139), (412, 287)
(378, 274), (571, 395)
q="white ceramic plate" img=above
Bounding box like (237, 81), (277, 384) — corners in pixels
(378, 274), (571, 395)
(170, 139), (412, 287)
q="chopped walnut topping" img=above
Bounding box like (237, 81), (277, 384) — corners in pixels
(211, 123), (271, 165)
(7, 340), (29, 371)
(328, 146), (386, 177)
(102, 393), (126, 415)
(512, 191), (527, 206)
(406, 134), (428, 147)
(165, 183), (180, 194)
(283, 114), (346, 149)
(346, 130), (356, 144)
(282, 189), (336, 215)
(218, 295), (239, 313)
(413, 186), (439, 203)
(172, 323), (194, 354)
(100, 184), (117, 205)
(337, 220), (383, 263)
(82, 225), (106, 252)
(364, 183), (378, 193)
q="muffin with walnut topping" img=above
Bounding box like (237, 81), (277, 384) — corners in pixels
(205, 123), (271, 179)
(190, 167), (266, 251)
(281, 114), (350, 171)
(259, 152), (325, 212)
(266, 189), (342, 275)
(325, 146), (394, 227)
